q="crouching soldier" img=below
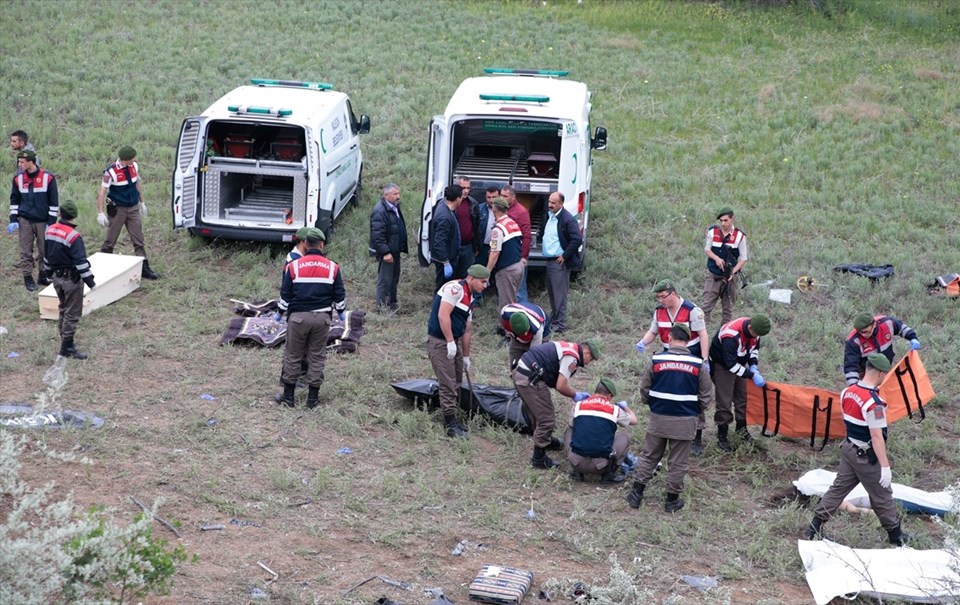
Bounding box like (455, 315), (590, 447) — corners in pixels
(627, 325), (712, 513)
(43, 201), (95, 360)
(565, 377), (637, 483)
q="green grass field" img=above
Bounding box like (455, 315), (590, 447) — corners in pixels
(2, 1), (959, 603)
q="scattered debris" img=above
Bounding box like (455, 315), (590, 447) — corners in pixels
(205, 417), (218, 426)
(7, 352), (19, 358)
(769, 288), (792, 304)
(200, 393), (216, 401)
(289, 498), (314, 508)
(129, 496), (182, 538)
(230, 518), (262, 528)
(796, 275), (817, 291)
(452, 540), (468, 556)
(928, 272), (959, 297)
(258, 561), (279, 585)
(343, 575), (414, 596)
(833, 263), (894, 282)
(200, 524), (225, 531)
(337, 447), (353, 455)
(372, 598), (404, 605)
(538, 588), (553, 601)
(0, 404), (105, 429)
(427, 596), (455, 605)
(248, 586), (269, 600)
(681, 575), (719, 592)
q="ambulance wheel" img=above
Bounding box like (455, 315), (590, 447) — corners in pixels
(350, 167), (363, 208)
(572, 252), (586, 281)
(316, 214), (334, 243)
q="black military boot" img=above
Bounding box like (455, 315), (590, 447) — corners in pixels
(568, 470), (585, 482)
(37, 270), (51, 286)
(717, 424), (732, 452)
(692, 429), (703, 456)
(443, 414), (467, 438)
(887, 524), (912, 546)
(141, 260), (160, 280)
(24, 274), (38, 292)
(59, 338), (88, 360)
(306, 386), (320, 409)
(664, 493), (685, 513)
(601, 456), (626, 484)
(805, 516), (827, 540)
(530, 446), (558, 470)
(626, 481), (646, 509)
(278, 382), (296, 407)
(735, 419), (754, 443)
(546, 435), (564, 452)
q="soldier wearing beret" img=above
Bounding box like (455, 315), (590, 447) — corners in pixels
(702, 207), (749, 326)
(843, 312), (920, 386)
(806, 353), (912, 546)
(708, 314), (771, 451)
(426, 264), (490, 438)
(277, 228), (346, 409)
(10, 149), (58, 291)
(627, 325), (712, 513)
(96, 145), (160, 280)
(500, 301), (550, 370)
(43, 201), (96, 359)
(566, 377), (637, 484)
(486, 196), (524, 314)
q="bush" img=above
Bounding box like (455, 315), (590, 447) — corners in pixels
(0, 431), (192, 604)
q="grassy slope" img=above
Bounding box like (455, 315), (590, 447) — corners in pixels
(1, 1), (959, 603)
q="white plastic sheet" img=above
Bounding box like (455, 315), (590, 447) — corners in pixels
(798, 539), (960, 604)
(794, 469), (953, 516)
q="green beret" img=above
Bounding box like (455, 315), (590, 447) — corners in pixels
(59, 201), (79, 220)
(653, 279), (675, 293)
(467, 264), (490, 279)
(492, 196), (510, 211)
(16, 149), (37, 161)
(749, 314), (771, 336)
(596, 377), (619, 398)
(509, 312), (530, 334)
(866, 353), (892, 372)
(305, 227), (325, 242)
(583, 338), (601, 360)
(853, 313), (875, 331)
(671, 323), (691, 339)
(716, 207), (734, 219)
(294, 227), (312, 241)
(118, 145), (137, 161)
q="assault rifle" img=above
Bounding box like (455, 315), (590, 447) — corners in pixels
(718, 258), (735, 298)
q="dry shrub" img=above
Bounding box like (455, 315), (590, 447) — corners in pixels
(914, 67), (947, 81)
(758, 84), (776, 112)
(604, 35), (643, 51)
(816, 100), (904, 124)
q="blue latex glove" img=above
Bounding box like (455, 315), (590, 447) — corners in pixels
(749, 364), (758, 373)
(910, 339), (921, 351)
(752, 371), (766, 388)
(272, 312), (283, 322)
(573, 392), (590, 402)
(703, 359), (711, 373)
(7, 223), (17, 234)
(443, 262), (453, 279)
(615, 400), (628, 410)
(635, 340), (646, 354)
(338, 311), (345, 322)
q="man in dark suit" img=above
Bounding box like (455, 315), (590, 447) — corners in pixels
(540, 192), (582, 333)
(430, 184), (462, 291)
(368, 183), (408, 313)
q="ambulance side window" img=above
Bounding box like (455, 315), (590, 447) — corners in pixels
(346, 100), (359, 136)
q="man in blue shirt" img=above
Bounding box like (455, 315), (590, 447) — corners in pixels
(541, 192), (582, 333)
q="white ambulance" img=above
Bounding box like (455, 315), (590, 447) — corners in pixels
(171, 79), (370, 242)
(418, 68), (607, 270)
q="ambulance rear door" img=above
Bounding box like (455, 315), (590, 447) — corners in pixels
(418, 115), (449, 266)
(171, 116), (208, 230)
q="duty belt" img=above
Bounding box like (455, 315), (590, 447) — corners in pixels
(847, 439), (878, 464)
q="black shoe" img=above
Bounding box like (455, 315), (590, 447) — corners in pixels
(141, 260), (160, 280)
(627, 481), (645, 509)
(735, 420), (754, 443)
(278, 382), (296, 407)
(692, 430), (703, 456)
(805, 516), (827, 541)
(546, 436), (564, 452)
(887, 524), (912, 546)
(59, 338), (88, 360)
(664, 493), (685, 513)
(306, 386), (320, 409)
(531, 446), (558, 470)
(601, 467), (627, 484)
(568, 471), (584, 482)
(24, 275), (38, 292)
(717, 424), (732, 452)
(37, 271), (51, 286)
(443, 414), (468, 438)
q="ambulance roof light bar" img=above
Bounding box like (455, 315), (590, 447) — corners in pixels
(483, 68), (569, 77)
(479, 94), (550, 103)
(227, 105), (293, 117)
(251, 78), (333, 90)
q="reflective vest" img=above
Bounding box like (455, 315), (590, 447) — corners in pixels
(709, 317), (759, 377)
(43, 222), (93, 282)
(491, 215), (522, 270)
(427, 279), (474, 340)
(706, 225), (746, 277)
(647, 351), (703, 417)
(655, 299), (702, 357)
(103, 160), (141, 207)
(12, 169), (57, 222)
(841, 382), (887, 447)
(570, 395), (619, 458)
(501, 302), (548, 344)
(278, 250), (346, 314)
(519, 341), (582, 388)
(843, 315), (916, 384)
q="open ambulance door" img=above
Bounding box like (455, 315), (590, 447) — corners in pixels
(418, 115), (449, 267)
(171, 116), (208, 230)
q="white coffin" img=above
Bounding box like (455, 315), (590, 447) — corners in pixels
(39, 253), (144, 320)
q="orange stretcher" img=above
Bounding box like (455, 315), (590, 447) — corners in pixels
(745, 351), (935, 449)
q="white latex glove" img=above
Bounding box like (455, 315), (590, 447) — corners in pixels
(97, 212), (109, 227)
(139, 201), (147, 216)
(463, 357), (472, 372)
(446, 341), (457, 359)
(879, 466), (892, 489)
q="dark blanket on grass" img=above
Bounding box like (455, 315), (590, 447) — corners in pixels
(221, 299), (365, 352)
(391, 378), (532, 433)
